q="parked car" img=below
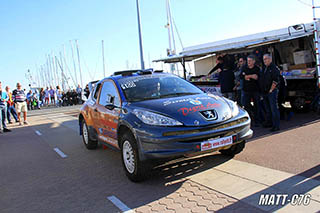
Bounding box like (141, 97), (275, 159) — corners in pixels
(78, 70), (253, 181)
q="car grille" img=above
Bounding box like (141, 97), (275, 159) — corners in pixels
(162, 117), (249, 137)
(179, 126), (244, 143)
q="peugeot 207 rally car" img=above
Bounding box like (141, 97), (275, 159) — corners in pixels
(79, 70), (253, 182)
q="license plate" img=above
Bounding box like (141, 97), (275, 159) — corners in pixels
(201, 136), (233, 151)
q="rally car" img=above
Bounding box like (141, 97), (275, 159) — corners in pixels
(79, 70), (253, 181)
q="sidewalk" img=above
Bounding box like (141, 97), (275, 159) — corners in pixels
(133, 159), (320, 212)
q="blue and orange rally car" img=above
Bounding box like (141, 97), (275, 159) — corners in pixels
(79, 70), (253, 182)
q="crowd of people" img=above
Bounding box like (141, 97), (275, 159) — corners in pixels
(24, 84), (85, 110)
(208, 53), (287, 132)
(0, 82), (87, 133)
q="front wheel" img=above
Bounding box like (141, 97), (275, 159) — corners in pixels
(120, 133), (149, 182)
(219, 141), (245, 157)
(82, 120), (98, 150)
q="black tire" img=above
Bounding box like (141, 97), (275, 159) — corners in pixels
(82, 120), (98, 150)
(219, 141), (245, 157)
(120, 132), (149, 182)
(290, 98), (310, 112)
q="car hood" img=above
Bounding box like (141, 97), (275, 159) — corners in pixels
(128, 94), (235, 126)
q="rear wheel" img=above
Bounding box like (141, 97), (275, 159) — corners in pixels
(219, 141), (245, 157)
(120, 133), (149, 182)
(82, 120), (98, 150)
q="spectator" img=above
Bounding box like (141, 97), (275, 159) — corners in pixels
(44, 87), (50, 106)
(56, 86), (62, 107)
(5, 86), (19, 124)
(39, 88), (45, 107)
(76, 84), (82, 104)
(241, 55), (261, 127)
(32, 90), (40, 109)
(62, 91), (67, 106)
(72, 89), (78, 105)
(260, 54), (280, 132)
(13, 83), (28, 125)
(218, 62), (235, 100)
(49, 86), (55, 106)
(234, 57), (246, 106)
(26, 90), (33, 110)
(0, 81), (11, 133)
(84, 84), (90, 99)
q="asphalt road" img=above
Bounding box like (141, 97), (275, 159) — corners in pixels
(0, 106), (319, 212)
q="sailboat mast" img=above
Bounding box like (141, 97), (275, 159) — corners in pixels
(53, 54), (60, 87)
(102, 40), (106, 78)
(46, 55), (51, 87)
(75, 40), (84, 88)
(63, 45), (77, 88)
(166, 0), (172, 55)
(70, 40), (79, 87)
(136, 0), (145, 70)
(52, 54), (57, 87)
(167, 0), (176, 55)
(59, 51), (65, 91)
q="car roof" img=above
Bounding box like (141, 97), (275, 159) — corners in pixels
(98, 70), (172, 83)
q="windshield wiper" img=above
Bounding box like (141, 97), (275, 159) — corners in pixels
(160, 92), (200, 98)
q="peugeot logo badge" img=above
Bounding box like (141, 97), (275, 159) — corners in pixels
(200, 110), (217, 120)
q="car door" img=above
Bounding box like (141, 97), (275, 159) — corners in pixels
(87, 83), (102, 132)
(95, 80), (121, 149)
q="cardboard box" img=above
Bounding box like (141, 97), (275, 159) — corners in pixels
(289, 64), (308, 69)
(293, 50), (314, 65)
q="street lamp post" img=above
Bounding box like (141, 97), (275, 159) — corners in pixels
(136, 0), (145, 70)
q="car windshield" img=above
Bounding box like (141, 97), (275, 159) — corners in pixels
(118, 74), (203, 102)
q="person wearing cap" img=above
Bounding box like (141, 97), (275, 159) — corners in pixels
(0, 81), (12, 133)
(12, 83), (28, 125)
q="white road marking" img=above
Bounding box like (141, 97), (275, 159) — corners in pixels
(53, 148), (67, 158)
(107, 195), (133, 213)
(35, 130), (42, 136)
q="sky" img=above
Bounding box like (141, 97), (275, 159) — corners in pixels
(0, 0), (315, 90)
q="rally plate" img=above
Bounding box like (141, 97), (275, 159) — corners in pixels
(200, 136), (233, 151)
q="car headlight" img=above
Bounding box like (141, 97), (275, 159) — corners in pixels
(225, 99), (239, 117)
(133, 109), (183, 126)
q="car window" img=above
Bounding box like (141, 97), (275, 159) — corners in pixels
(118, 75), (203, 102)
(93, 83), (101, 100)
(98, 81), (121, 107)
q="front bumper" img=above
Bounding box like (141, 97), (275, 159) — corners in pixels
(135, 115), (252, 161)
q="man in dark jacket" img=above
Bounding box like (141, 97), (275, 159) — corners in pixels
(260, 54), (280, 132)
(241, 55), (261, 126)
(234, 57), (246, 106)
(219, 64), (235, 100)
